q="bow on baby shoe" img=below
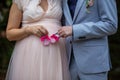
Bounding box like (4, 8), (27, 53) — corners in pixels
(40, 35), (51, 46)
(50, 33), (60, 43)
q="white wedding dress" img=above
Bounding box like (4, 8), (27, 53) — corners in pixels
(6, 0), (70, 80)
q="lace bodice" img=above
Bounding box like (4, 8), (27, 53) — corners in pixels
(13, 0), (62, 24)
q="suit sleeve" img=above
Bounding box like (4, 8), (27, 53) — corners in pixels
(72, 0), (118, 41)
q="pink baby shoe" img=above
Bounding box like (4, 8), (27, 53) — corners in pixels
(40, 35), (51, 46)
(50, 33), (60, 44)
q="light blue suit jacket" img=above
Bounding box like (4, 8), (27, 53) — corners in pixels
(62, 0), (118, 73)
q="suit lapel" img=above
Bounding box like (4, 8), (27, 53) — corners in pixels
(63, 0), (73, 24)
(73, 0), (85, 22)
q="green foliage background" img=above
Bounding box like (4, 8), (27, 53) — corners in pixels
(0, 0), (120, 80)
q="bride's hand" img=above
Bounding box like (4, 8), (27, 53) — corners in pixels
(24, 25), (48, 37)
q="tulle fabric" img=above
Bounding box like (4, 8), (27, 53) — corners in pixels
(6, 19), (70, 80)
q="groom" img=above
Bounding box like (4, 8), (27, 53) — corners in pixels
(58, 0), (118, 80)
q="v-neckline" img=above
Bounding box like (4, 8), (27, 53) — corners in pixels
(39, 0), (49, 13)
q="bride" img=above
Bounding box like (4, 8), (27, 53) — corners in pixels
(5, 0), (70, 80)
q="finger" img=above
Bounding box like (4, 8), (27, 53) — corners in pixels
(58, 29), (64, 35)
(33, 29), (39, 35)
(60, 31), (68, 38)
(62, 35), (67, 38)
(59, 32), (65, 37)
(38, 31), (43, 37)
(58, 31), (63, 36)
(35, 31), (43, 37)
(37, 28), (45, 36)
(40, 27), (48, 35)
(36, 34), (41, 37)
(58, 27), (62, 32)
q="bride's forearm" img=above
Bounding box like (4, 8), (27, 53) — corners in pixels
(6, 28), (29, 41)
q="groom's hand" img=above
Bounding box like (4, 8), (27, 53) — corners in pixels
(58, 26), (72, 38)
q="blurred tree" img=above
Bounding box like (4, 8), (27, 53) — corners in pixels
(108, 0), (120, 80)
(0, 0), (13, 80)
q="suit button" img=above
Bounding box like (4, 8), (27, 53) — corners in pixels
(70, 40), (72, 44)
